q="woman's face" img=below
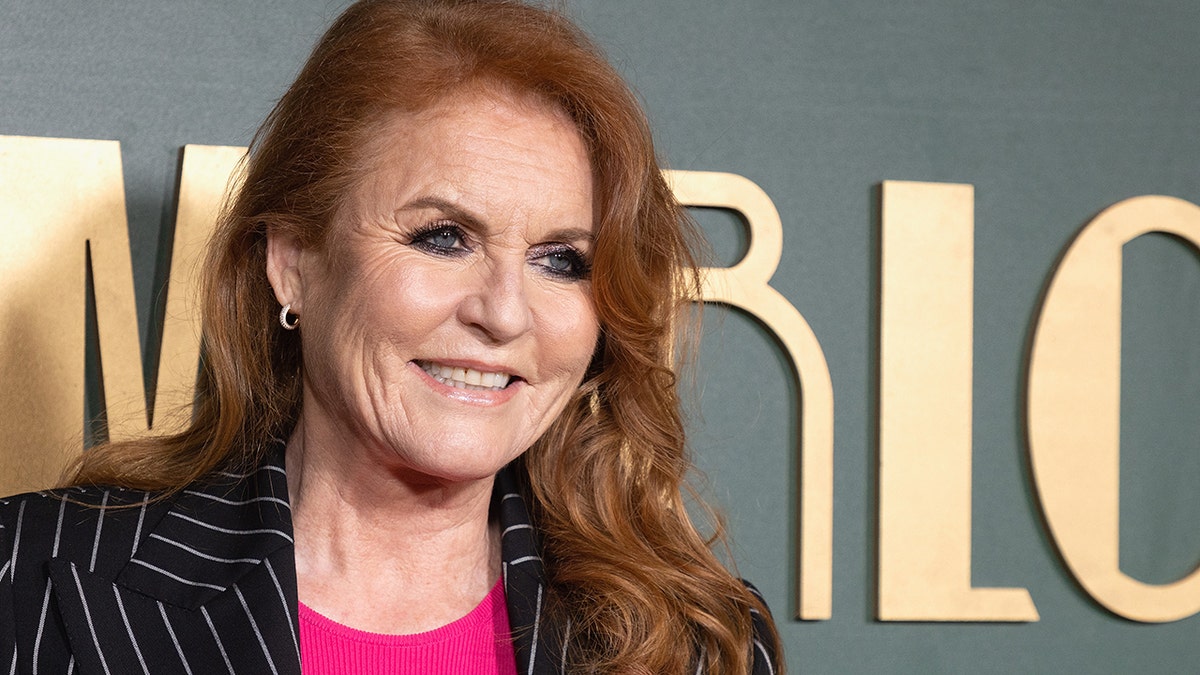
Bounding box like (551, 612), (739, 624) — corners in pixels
(269, 87), (599, 484)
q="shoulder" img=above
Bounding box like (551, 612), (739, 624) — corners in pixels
(0, 486), (167, 664)
(0, 485), (162, 581)
(742, 579), (783, 675)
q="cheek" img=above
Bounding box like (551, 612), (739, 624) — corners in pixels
(354, 255), (465, 334)
(303, 256), (460, 377)
(537, 289), (600, 374)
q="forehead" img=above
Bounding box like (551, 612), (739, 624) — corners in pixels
(343, 83), (595, 231)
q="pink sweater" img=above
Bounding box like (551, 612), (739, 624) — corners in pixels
(299, 580), (518, 675)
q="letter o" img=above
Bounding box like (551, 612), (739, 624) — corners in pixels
(1028, 195), (1200, 622)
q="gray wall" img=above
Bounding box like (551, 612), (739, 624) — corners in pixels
(3, 0), (1199, 671)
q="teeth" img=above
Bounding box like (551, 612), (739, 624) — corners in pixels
(419, 361), (512, 391)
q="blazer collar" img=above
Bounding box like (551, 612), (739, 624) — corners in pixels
(114, 451), (295, 610)
(47, 447), (302, 675)
(494, 466), (560, 673)
(114, 449), (554, 617)
(51, 445), (560, 674)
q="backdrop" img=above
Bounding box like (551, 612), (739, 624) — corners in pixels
(2, 0), (1199, 671)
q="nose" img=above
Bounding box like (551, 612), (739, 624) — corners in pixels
(457, 257), (535, 343)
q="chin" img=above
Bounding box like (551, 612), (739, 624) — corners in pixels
(390, 444), (523, 486)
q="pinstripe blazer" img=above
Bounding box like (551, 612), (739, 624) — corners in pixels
(1, 448), (779, 674)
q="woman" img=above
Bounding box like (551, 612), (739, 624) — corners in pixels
(0, 1), (781, 673)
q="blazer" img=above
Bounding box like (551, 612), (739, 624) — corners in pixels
(1, 448), (779, 674)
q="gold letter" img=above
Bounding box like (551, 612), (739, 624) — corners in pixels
(0, 136), (144, 493)
(666, 170), (834, 620)
(152, 145), (245, 430)
(1029, 195), (1200, 622)
(877, 180), (1038, 621)
(0, 139), (242, 492)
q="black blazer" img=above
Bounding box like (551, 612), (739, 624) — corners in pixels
(1, 449), (778, 674)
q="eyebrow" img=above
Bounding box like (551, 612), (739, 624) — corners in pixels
(401, 195), (595, 246)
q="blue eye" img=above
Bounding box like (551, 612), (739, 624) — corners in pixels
(531, 245), (589, 281)
(544, 252), (575, 273)
(410, 223), (469, 256)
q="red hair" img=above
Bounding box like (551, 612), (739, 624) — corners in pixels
(68, 1), (782, 671)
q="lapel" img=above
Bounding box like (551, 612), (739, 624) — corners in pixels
(47, 450), (561, 675)
(49, 451), (302, 675)
(495, 467), (563, 675)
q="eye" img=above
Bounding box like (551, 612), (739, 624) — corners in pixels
(409, 222), (470, 256)
(530, 244), (590, 281)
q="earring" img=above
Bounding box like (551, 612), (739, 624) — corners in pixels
(279, 304), (299, 330)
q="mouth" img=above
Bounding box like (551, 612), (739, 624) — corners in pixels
(415, 360), (517, 392)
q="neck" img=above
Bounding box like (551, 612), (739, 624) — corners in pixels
(285, 410), (501, 635)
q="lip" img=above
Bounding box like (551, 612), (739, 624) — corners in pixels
(416, 357), (523, 380)
(410, 360), (523, 406)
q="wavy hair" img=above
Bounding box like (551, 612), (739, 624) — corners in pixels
(67, 0), (781, 671)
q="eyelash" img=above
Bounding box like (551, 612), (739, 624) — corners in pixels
(407, 221), (591, 282)
(530, 243), (590, 281)
(408, 221), (471, 257)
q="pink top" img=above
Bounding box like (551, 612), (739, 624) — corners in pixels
(298, 580), (518, 675)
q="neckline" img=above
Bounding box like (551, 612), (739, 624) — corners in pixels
(298, 578), (507, 646)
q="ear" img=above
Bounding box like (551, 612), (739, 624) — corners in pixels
(266, 226), (306, 312)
